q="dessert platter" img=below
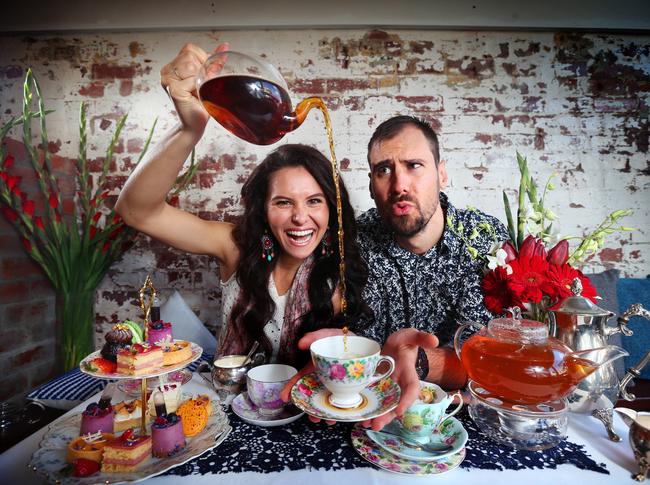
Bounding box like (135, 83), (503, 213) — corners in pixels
(30, 277), (231, 483)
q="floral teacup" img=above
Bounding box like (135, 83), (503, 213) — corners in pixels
(246, 364), (297, 416)
(310, 335), (395, 408)
(396, 381), (463, 443)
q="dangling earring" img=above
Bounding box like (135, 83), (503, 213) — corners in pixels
(261, 229), (275, 262)
(320, 228), (333, 257)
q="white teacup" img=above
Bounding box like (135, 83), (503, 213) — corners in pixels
(310, 335), (395, 409)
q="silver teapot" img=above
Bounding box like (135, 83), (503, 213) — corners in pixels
(549, 277), (650, 441)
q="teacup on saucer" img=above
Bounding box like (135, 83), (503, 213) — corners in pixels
(231, 392), (303, 427)
(351, 427), (466, 475)
(366, 417), (468, 462)
(290, 372), (400, 422)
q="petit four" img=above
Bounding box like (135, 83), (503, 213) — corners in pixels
(147, 382), (182, 415)
(100, 324), (134, 362)
(147, 320), (173, 345)
(66, 431), (114, 463)
(160, 340), (192, 366)
(116, 343), (163, 375)
(113, 399), (143, 432)
(152, 413), (186, 457)
(80, 402), (114, 435)
(177, 396), (210, 437)
(101, 429), (152, 473)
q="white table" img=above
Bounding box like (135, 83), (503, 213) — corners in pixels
(0, 375), (640, 484)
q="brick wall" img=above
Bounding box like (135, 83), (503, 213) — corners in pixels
(0, 29), (648, 401)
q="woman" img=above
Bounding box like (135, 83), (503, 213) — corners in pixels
(115, 43), (370, 367)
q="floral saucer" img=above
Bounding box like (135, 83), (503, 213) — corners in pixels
(290, 373), (400, 422)
(351, 427), (466, 475)
(366, 416), (468, 462)
(231, 392), (304, 427)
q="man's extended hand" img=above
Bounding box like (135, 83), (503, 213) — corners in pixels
(363, 328), (439, 431)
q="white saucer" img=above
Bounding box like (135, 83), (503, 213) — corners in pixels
(231, 392), (304, 427)
(290, 373), (400, 422)
(351, 426), (466, 475)
(366, 417), (468, 462)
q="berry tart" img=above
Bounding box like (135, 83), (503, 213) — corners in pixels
(160, 340), (192, 366)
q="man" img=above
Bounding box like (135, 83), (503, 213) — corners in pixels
(282, 116), (508, 428)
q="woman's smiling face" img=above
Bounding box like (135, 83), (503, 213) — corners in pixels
(265, 165), (330, 264)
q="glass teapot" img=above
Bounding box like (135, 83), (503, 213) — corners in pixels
(453, 313), (628, 405)
(196, 50), (324, 145)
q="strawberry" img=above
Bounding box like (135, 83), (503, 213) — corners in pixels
(121, 428), (135, 441)
(91, 357), (116, 373)
(72, 458), (100, 477)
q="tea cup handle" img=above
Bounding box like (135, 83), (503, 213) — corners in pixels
(442, 390), (464, 421)
(196, 361), (214, 387)
(369, 355), (396, 385)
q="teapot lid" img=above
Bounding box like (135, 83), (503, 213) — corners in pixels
(555, 278), (611, 316)
(488, 316), (548, 343)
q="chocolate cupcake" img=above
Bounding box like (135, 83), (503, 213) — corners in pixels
(101, 324), (133, 362)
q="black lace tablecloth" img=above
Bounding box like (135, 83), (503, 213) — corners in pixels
(164, 409), (609, 477)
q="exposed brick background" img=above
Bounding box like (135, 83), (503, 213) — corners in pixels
(0, 29), (648, 401)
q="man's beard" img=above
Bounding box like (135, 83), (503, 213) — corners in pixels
(383, 197), (437, 238)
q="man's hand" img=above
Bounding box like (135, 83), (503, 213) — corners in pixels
(363, 328), (438, 431)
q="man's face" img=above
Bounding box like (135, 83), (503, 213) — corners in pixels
(368, 125), (448, 238)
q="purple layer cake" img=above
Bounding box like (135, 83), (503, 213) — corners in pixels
(147, 320), (173, 345)
(80, 402), (115, 435)
(151, 413), (186, 457)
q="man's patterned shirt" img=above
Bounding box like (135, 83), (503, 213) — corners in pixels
(356, 192), (509, 346)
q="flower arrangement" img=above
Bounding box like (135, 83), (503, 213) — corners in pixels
(0, 70), (199, 370)
(481, 153), (633, 322)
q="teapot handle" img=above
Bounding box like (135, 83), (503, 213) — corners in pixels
(453, 322), (483, 359)
(617, 303), (650, 337)
(619, 348), (650, 401)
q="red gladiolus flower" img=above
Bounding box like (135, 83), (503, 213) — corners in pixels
(102, 241), (110, 253)
(0, 172), (7, 182)
(22, 237), (32, 253)
(547, 240), (569, 266)
(49, 193), (59, 209)
(111, 214), (121, 225)
(89, 225), (97, 240)
(509, 255), (555, 303)
(92, 212), (102, 223)
(483, 266), (524, 314)
(3, 154), (14, 169)
(100, 190), (110, 199)
(22, 199), (35, 217)
(34, 216), (45, 230)
(90, 197), (97, 208)
(2, 206), (18, 222)
(519, 235), (547, 261)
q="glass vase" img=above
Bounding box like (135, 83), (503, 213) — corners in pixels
(57, 289), (96, 371)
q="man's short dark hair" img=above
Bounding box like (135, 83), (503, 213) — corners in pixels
(367, 115), (440, 166)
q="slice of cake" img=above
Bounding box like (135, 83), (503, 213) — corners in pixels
(147, 383), (182, 416)
(147, 320), (173, 345)
(160, 340), (192, 366)
(152, 413), (186, 457)
(80, 402), (115, 435)
(113, 399), (143, 432)
(66, 432), (114, 463)
(101, 429), (152, 473)
(116, 343), (163, 375)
